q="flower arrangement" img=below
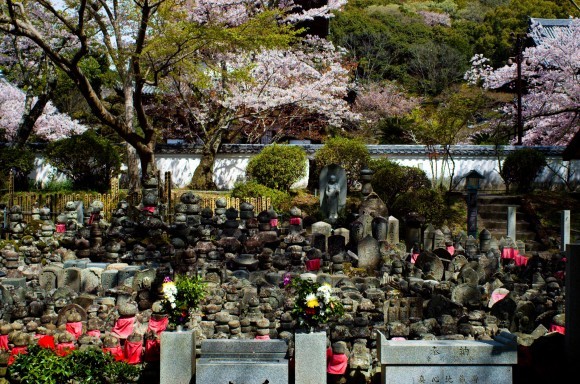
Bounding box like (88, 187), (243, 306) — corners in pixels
(161, 274), (207, 328)
(288, 277), (344, 331)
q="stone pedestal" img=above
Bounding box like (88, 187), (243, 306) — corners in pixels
(196, 339), (288, 384)
(561, 210), (570, 251)
(295, 331), (326, 384)
(376, 331), (517, 384)
(160, 330), (195, 384)
(507, 206), (517, 241)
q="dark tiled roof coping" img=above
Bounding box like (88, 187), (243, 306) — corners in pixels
(155, 143), (566, 157)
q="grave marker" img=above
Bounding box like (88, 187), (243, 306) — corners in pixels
(376, 331), (517, 384)
(196, 339), (288, 384)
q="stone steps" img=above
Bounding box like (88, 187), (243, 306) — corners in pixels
(474, 194), (542, 251)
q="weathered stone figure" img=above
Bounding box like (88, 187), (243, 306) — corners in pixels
(319, 164), (347, 224)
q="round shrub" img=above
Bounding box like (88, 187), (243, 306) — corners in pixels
(44, 130), (122, 193)
(231, 181), (292, 212)
(246, 144), (307, 192)
(500, 148), (547, 193)
(314, 137), (371, 189)
(369, 158), (431, 210)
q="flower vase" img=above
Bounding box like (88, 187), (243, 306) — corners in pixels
(176, 324), (184, 332)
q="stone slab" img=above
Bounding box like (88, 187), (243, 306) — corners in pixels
(0, 277), (26, 289)
(160, 330), (195, 384)
(295, 331), (326, 384)
(196, 361), (287, 384)
(87, 262), (110, 269)
(382, 365), (513, 384)
(377, 332), (518, 365)
(197, 339), (288, 384)
(377, 331), (517, 365)
(200, 339), (287, 359)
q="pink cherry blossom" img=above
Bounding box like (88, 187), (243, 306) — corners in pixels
(0, 80), (86, 142)
(465, 18), (579, 146)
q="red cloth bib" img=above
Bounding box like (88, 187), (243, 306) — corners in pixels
(289, 217), (301, 225)
(103, 346), (125, 361)
(144, 339), (160, 362)
(327, 353), (348, 375)
(56, 342), (76, 357)
(9, 346), (28, 365)
(305, 258), (321, 271)
(255, 335), (270, 340)
(124, 340), (143, 364)
(148, 317), (169, 335)
(326, 347), (333, 359)
(66, 321), (83, 339)
(501, 247), (518, 259)
(411, 252), (419, 264)
(112, 316), (135, 339)
(87, 330), (101, 338)
(514, 254), (529, 266)
(0, 334), (8, 350)
(550, 324), (565, 334)
(38, 335), (56, 350)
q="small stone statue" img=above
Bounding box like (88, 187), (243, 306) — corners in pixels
(319, 164), (347, 224)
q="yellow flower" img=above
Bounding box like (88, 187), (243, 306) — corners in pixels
(305, 293), (319, 308)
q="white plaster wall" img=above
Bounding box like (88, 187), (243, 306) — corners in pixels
(156, 154), (201, 188)
(29, 156), (67, 188)
(156, 152), (310, 190)
(370, 153), (579, 191)
(29, 146), (580, 191)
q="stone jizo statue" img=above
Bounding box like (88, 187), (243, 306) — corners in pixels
(320, 164), (347, 224)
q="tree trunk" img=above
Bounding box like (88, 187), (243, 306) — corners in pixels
(189, 148), (217, 190)
(125, 142), (157, 194)
(126, 145), (140, 194)
(14, 82), (55, 148)
(188, 126), (225, 190)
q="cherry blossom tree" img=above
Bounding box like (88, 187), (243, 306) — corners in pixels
(0, 11), (61, 148)
(0, 79), (86, 142)
(465, 18), (579, 146)
(0, 0), (350, 191)
(150, 35), (358, 189)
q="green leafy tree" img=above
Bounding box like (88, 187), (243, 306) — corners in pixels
(474, 0), (575, 66)
(500, 148), (547, 193)
(369, 158), (431, 210)
(0, 145), (34, 191)
(408, 41), (467, 96)
(391, 187), (448, 227)
(0, 1), (322, 192)
(246, 144), (307, 192)
(408, 84), (501, 190)
(44, 130), (122, 192)
(330, 7), (432, 86)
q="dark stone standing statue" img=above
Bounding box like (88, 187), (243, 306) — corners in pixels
(319, 164), (347, 224)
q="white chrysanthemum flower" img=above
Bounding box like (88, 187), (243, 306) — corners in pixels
(317, 283), (332, 304)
